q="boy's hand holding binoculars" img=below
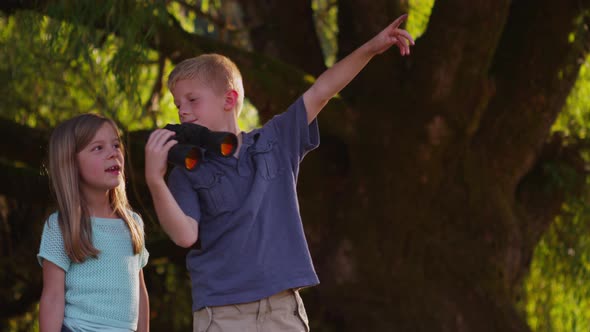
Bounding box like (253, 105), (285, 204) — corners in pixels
(145, 123), (237, 180)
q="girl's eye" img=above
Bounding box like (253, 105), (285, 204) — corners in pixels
(91, 145), (102, 151)
(114, 143), (121, 149)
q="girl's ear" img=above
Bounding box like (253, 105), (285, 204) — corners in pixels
(224, 90), (238, 112)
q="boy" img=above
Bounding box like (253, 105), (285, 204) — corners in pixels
(145, 14), (413, 331)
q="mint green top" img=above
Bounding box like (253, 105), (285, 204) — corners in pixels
(37, 212), (149, 330)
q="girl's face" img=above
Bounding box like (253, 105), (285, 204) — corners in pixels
(77, 123), (124, 197)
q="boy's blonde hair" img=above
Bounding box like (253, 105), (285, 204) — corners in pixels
(168, 53), (245, 115)
(48, 114), (144, 263)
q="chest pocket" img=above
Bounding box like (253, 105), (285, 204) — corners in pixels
(193, 168), (238, 217)
(250, 138), (285, 180)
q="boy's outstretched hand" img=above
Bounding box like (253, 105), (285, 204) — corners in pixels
(302, 13), (415, 123)
(367, 14), (414, 56)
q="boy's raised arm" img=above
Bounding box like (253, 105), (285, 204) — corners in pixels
(303, 14), (414, 124)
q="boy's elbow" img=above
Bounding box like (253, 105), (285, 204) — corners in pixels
(174, 239), (193, 248)
(173, 233), (198, 248)
(166, 216), (198, 248)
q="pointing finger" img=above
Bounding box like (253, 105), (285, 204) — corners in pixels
(389, 14), (408, 30)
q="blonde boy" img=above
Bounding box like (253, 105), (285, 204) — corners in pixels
(145, 14), (413, 331)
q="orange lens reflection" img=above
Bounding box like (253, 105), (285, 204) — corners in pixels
(220, 136), (236, 156)
(221, 143), (233, 156)
(185, 149), (200, 170)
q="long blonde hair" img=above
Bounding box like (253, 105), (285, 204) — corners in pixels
(48, 114), (144, 262)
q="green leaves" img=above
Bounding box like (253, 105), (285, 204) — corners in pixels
(406, 0), (434, 40)
(553, 57), (590, 140)
(524, 57), (590, 330)
(524, 190), (590, 332)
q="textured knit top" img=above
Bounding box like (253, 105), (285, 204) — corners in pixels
(37, 212), (149, 330)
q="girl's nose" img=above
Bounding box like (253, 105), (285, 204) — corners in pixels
(107, 146), (121, 159)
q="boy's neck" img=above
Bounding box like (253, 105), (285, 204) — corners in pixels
(232, 132), (243, 158)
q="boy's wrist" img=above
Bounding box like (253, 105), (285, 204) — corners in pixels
(360, 41), (379, 58)
(146, 177), (167, 191)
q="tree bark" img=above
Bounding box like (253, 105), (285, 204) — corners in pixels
(242, 0), (326, 76)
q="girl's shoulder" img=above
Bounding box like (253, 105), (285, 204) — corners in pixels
(127, 209), (144, 228)
(43, 211), (60, 228)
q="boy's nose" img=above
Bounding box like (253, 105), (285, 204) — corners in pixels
(178, 104), (190, 116)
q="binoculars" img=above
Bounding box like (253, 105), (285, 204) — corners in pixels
(164, 123), (237, 171)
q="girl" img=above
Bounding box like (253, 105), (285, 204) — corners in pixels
(38, 114), (149, 332)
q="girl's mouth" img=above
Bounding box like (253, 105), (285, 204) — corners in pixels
(105, 165), (121, 173)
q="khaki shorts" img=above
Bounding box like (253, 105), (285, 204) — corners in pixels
(193, 289), (310, 332)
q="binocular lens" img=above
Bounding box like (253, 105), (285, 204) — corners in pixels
(168, 144), (202, 171)
(184, 148), (200, 170)
(220, 135), (237, 156)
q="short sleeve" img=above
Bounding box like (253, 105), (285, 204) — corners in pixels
(37, 214), (71, 272)
(139, 246), (149, 268)
(266, 96), (320, 162)
(131, 212), (150, 268)
(168, 166), (201, 222)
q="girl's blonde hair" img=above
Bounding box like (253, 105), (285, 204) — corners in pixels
(168, 53), (245, 115)
(48, 114), (144, 262)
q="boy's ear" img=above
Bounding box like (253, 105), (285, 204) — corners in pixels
(224, 90), (238, 112)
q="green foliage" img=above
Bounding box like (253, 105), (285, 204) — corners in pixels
(312, 0), (338, 67)
(0, 10), (176, 130)
(0, 2), (260, 132)
(239, 99), (261, 130)
(145, 257), (194, 331)
(524, 190), (590, 332)
(523, 56), (590, 332)
(406, 0), (435, 39)
(167, 0), (252, 51)
(553, 59), (590, 140)
(4, 306), (38, 332)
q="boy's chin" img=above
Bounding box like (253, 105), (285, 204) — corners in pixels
(181, 120), (202, 126)
(189, 121), (215, 129)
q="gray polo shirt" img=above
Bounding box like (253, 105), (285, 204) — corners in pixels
(168, 96), (320, 311)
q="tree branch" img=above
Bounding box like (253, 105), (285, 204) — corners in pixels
(143, 53), (166, 128)
(335, 0), (405, 101)
(518, 134), (588, 242)
(0, 118), (49, 169)
(406, 0), (510, 126)
(473, 0), (590, 190)
(0, 0), (317, 121)
(241, 0), (326, 77)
